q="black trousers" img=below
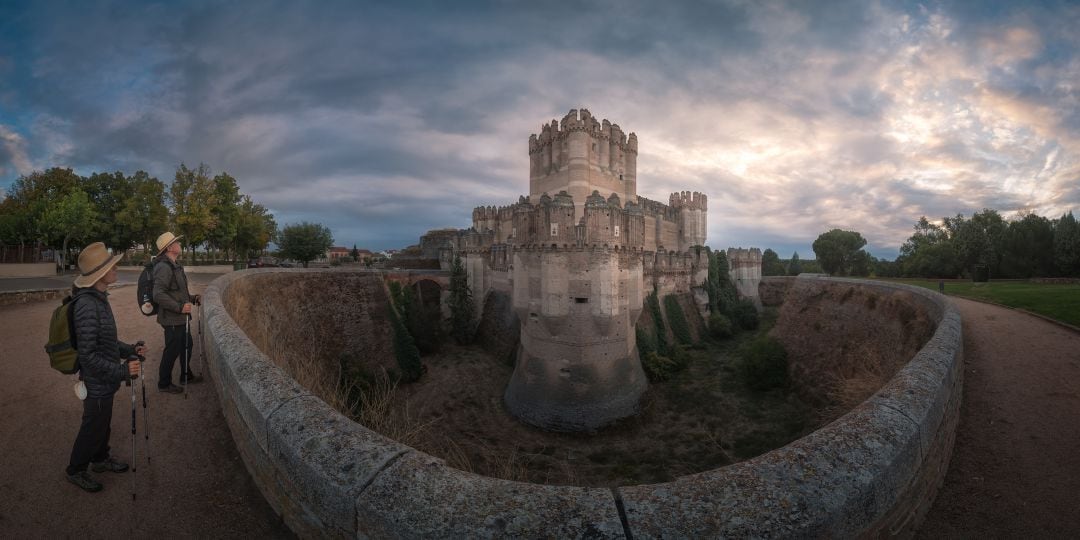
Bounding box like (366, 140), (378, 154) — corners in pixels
(159, 324), (193, 388)
(67, 395), (114, 475)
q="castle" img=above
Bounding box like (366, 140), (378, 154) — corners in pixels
(430, 108), (760, 431)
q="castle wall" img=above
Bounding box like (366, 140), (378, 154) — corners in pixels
(728, 247), (763, 302)
(505, 247), (647, 431)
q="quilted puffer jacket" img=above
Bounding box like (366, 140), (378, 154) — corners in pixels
(72, 288), (136, 399)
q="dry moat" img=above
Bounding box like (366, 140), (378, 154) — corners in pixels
(227, 270), (936, 489)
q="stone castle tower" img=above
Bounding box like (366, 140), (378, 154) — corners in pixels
(427, 108), (742, 431)
(500, 109), (709, 431)
(529, 109), (638, 222)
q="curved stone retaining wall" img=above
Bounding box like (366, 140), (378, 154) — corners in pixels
(203, 270), (962, 538)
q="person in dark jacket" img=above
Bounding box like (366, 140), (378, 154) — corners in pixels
(66, 242), (146, 493)
(152, 231), (202, 393)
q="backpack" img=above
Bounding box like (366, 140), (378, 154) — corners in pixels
(44, 294), (81, 374)
(137, 258), (167, 316)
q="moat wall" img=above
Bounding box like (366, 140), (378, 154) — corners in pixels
(203, 269), (962, 538)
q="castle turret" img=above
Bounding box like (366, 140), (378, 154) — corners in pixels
(528, 108), (639, 221)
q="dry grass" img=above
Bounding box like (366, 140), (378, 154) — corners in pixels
(821, 343), (893, 419)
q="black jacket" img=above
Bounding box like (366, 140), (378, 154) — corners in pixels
(152, 257), (191, 327)
(72, 288), (135, 399)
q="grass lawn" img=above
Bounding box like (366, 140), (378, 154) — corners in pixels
(879, 279), (1080, 328)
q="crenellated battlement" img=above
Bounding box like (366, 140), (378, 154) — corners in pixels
(528, 108), (638, 155)
(668, 191), (708, 212)
(637, 196), (679, 222)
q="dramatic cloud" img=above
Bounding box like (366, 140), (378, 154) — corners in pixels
(1, 0), (1078, 256)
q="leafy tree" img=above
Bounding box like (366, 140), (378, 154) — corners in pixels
(278, 221), (333, 267)
(5, 168), (82, 246)
(898, 217), (959, 278)
(787, 251), (802, 276)
(850, 250), (873, 277)
(206, 172), (242, 263)
(115, 171), (169, 254)
(1000, 213), (1055, 278)
(448, 254), (476, 344)
(873, 257), (900, 278)
(234, 196), (277, 259)
(760, 248), (786, 276)
(84, 171), (137, 249)
(38, 190), (98, 268)
(170, 163), (219, 261)
(950, 209), (1006, 277)
(812, 229), (869, 276)
(1054, 211), (1080, 277)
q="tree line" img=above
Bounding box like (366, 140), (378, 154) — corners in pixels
(758, 208), (1080, 279)
(895, 209), (1079, 279)
(0, 164), (277, 265)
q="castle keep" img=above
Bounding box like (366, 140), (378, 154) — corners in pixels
(440, 108), (758, 431)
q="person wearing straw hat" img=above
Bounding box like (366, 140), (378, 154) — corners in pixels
(152, 231), (203, 393)
(66, 242), (147, 493)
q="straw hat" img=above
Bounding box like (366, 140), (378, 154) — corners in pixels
(73, 242), (123, 288)
(155, 231), (183, 256)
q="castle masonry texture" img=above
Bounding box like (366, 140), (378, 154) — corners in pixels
(438, 108), (757, 431)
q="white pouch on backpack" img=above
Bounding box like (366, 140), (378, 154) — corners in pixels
(74, 381), (87, 400)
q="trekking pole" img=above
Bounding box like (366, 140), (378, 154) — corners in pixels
(134, 341), (151, 464)
(127, 362), (137, 501)
(183, 314), (191, 399)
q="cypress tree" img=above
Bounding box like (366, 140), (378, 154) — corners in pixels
(448, 253), (476, 344)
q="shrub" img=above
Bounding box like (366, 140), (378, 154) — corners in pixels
(646, 291), (669, 355)
(641, 351), (678, 382)
(738, 336), (789, 391)
(731, 299), (760, 331)
(386, 296), (423, 382)
(663, 294), (694, 345)
(635, 327), (655, 358)
(708, 312), (733, 339)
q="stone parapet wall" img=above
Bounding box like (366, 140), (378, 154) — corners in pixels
(0, 263), (55, 278)
(204, 270), (962, 538)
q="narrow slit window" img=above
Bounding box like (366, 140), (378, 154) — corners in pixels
(575, 297), (589, 304)
(551, 223), (558, 236)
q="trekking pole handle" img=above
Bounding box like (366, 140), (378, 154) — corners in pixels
(125, 355), (141, 385)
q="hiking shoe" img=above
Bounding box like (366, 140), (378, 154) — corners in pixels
(181, 373), (204, 384)
(158, 384), (183, 394)
(67, 471), (103, 493)
(91, 457), (129, 473)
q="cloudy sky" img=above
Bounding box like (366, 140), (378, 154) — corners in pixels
(2, 0), (1078, 258)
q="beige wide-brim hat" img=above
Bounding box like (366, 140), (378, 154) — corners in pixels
(155, 231), (183, 256)
(73, 242), (124, 288)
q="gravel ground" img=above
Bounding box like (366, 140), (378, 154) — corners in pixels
(917, 296), (1080, 537)
(0, 274), (292, 538)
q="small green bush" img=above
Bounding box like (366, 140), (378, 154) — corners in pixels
(641, 351), (677, 382)
(739, 336), (788, 391)
(708, 312), (733, 339)
(731, 299), (760, 331)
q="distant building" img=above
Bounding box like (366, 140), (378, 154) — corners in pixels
(326, 246), (351, 262)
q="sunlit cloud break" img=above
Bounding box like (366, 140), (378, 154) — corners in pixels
(0, 0), (1077, 257)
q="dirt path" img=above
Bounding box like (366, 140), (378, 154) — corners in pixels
(0, 275), (292, 538)
(917, 297), (1080, 537)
